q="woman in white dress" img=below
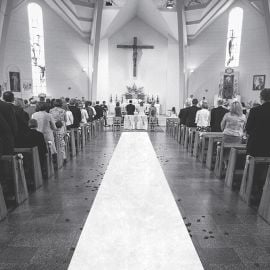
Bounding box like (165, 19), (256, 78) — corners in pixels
(32, 102), (57, 154)
(137, 102), (147, 130)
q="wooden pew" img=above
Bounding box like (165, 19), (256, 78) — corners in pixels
(64, 132), (71, 163)
(180, 125), (186, 145)
(258, 167), (270, 223)
(173, 121), (179, 140)
(193, 131), (201, 157)
(80, 125), (87, 148)
(187, 128), (197, 153)
(86, 123), (92, 141)
(214, 143), (246, 179)
(224, 148), (246, 189)
(176, 124), (181, 143)
(240, 156), (270, 205)
(14, 147), (43, 191)
(0, 183), (7, 221)
(92, 120), (97, 137)
(0, 154), (28, 205)
(205, 134), (223, 169)
(69, 129), (76, 157)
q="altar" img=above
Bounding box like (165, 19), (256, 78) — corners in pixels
(124, 114), (148, 130)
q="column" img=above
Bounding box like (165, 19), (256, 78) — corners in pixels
(0, 0), (13, 83)
(263, 0), (270, 52)
(176, 0), (187, 108)
(90, 0), (104, 101)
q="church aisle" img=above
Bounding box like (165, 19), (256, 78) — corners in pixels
(149, 133), (270, 270)
(68, 132), (203, 270)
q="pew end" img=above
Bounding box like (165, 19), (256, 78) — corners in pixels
(0, 154), (29, 207)
(14, 147), (43, 191)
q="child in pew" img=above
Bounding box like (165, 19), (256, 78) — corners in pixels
(55, 120), (66, 163)
(28, 119), (48, 170)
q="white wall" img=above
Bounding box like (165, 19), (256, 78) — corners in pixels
(97, 17), (180, 114)
(187, 0), (270, 105)
(2, 0), (90, 99)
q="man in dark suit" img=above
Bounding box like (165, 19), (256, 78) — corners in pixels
(0, 90), (17, 138)
(126, 100), (135, 115)
(210, 99), (229, 132)
(178, 102), (191, 125)
(246, 88), (270, 157)
(69, 99), (82, 128)
(94, 101), (104, 120)
(28, 119), (48, 169)
(185, 98), (201, 127)
(3, 91), (32, 147)
(0, 112), (14, 155)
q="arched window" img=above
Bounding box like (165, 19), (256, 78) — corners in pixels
(28, 3), (46, 96)
(225, 7), (243, 68)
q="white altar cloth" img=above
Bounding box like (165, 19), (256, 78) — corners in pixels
(68, 133), (203, 270)
(124, 114), (148, 130)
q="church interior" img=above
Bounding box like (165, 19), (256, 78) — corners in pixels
(1, 0), (270, 269)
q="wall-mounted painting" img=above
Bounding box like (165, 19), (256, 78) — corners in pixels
(253, 75), (265, 90)
(9, 71), (21, 92)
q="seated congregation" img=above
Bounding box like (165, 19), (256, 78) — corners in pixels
(0, 91), (105, 218)
(167, 88), (270, 223)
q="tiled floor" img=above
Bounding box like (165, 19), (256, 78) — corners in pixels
(0, 131), (270, 269)
(150, 132), (270, 270)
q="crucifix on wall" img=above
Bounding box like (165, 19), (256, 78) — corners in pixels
(117, 37), (154, 77)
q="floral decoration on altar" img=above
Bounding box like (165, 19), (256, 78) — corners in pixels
(124, 83), (145, 100)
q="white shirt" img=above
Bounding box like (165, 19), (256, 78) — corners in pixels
(195, 109), (210, 127)
(66, 111), (74, 126)
(91, 106), (96, 116)
(81, 108), (89, 123)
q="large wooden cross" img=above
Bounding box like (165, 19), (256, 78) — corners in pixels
(117, 37), (154, 77)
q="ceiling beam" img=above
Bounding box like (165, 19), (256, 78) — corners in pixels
(70, 0), (95, 8)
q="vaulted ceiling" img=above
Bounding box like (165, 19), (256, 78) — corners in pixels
(42, 0), (266, 41)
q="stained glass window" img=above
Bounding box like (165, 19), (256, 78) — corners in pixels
(225, 7), (243, 68)
(28, 3), (46, 96)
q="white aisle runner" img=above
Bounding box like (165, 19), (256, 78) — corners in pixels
(68, 133), (204, 270)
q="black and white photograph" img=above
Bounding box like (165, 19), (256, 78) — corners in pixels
(253, 74), (266, 90)
(1, 1), (270, 270)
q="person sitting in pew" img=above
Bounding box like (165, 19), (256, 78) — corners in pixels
(210, 99), (228, 132)
(246, 88), (270, 157)
(185, 98), (201, 127)
(0, 112), (14, 155)
(32, 102), (57, 154)
(28, 119), (48, 169)
(0, 89), (17, 139)
(69, 99), (81, 128)
(178, 101), (191, 125)
(2, 91), (32, 148)
(220, 101), (246, 144)
(195, 102), (210, 132)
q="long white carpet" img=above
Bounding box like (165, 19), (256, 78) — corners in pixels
(68, 133), (204, 270)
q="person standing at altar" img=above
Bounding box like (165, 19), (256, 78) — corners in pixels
(155, 101), (160, 116)
(115, 102), (122, 117)
(126, 100), (135, 115)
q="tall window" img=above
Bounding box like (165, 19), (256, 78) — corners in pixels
(225, 7), (243, 68)
(28, 3), (46, 96)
